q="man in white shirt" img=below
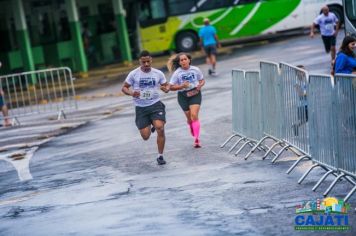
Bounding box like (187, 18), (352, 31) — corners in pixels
(121, 51), (170, 165)
(310, 6), (340, 63)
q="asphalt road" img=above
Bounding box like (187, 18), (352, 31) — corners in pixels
(0, 32), (355, 236)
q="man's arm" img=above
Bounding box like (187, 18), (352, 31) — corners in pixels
(121, 82), (140, 97)
(214, 34), (221, 48)
(199, 37), (204, 52)
(310, 23), (316, 38)
(334, 20), (340, 36)
(160, 82), (170, 93)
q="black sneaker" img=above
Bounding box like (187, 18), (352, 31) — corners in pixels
(151, 126), (155, 133)
(211, 71), (218, 76)
(156, 156), (166, 165)
(208, 69), (212, 75)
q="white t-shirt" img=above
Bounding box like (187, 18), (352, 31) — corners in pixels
(125, 67), (167, 107)
(169, 66), (204, 91)
(313, 12), (338, 36)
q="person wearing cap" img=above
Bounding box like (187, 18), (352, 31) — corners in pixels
(310, 5), (339, 71)
(334, 36), (356, 74)
(198, 18), (221, 76)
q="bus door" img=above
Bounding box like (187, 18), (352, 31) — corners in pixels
(137, 0), (169, 53)
(343, 0), (356, 37)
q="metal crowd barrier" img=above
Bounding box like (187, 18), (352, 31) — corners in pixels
(261, 63), (310, 164)
(327, 74), (356, 202)
(245, 61), (286, 160)
(221, 70), (267, 155)
(222, 62), (356, 202)
(0, 67), (77, 125)
(293, 74), (338, 188)
(220, 70), (248, 152)
(236, 71), (266, 155)
(279, 63), (310, 156)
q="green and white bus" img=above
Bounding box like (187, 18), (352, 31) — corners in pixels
(343, 0), (356, 36)
(134, 0), (343, 53)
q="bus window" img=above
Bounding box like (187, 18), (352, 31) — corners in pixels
(196, 0), (234, 11)
(151, 0), (167, 18)
(168, 0), (195, 15)
(345, 0), (356, 20)
(139, 0), (167, 27)
(195, 0), (258, 12)
(343, 0), (356, 36)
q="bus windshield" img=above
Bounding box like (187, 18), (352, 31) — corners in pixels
(343, 0), (356, 36)
(345, 0), (356, 20)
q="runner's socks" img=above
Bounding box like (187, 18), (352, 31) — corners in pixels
(187, 121), (194, 136)
(191, 120), (200, 140)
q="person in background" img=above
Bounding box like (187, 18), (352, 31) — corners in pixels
(121, 50), (170, 165)
(310, 5), (339, 73)
(334, 36), (356, 74)
(292, 65), (308, 136)
(199, 18), (221, 76)
(82, 22), (98, 67)
(167, 53), (205, 148)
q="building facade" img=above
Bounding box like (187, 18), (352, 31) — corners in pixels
(0, 0), (133, 74)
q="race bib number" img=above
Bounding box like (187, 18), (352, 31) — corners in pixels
(188, 83), (195, 90)
(140, 90), (154, 99)
(186, 89), (199, 97)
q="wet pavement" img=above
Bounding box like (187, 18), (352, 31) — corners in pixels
(0, 32), (355, 235)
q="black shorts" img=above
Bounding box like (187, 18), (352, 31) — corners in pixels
(0, 95), (4, 108)
(177, 90), (202, 111)
(297, 105), (308, 123)
(203, 45), (217, 56)
(135, 101), (166, 130)
(321, 35), (336, 53)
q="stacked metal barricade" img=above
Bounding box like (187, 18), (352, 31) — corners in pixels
(0, 67), (77, 125)
(222, 61), (356, 202)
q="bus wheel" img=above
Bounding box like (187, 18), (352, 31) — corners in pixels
(329, 5), (344, 24)
(176, 31), (198, 52)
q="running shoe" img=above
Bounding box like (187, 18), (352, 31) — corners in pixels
(208, 69), (212, 75)
(156, 156), (166, 165)
(194, 139), (201, 148)
(211, 71), (218, 76)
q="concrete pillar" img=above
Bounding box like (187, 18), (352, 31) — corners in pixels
(112, 0), (132, 64)
(65, 0), (88, 73)
(12, 0), (35, 73)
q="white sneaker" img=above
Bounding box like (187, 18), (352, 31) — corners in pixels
(211, 71), (218, 76)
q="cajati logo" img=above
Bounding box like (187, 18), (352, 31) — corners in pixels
(294, 197), (351, 231)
